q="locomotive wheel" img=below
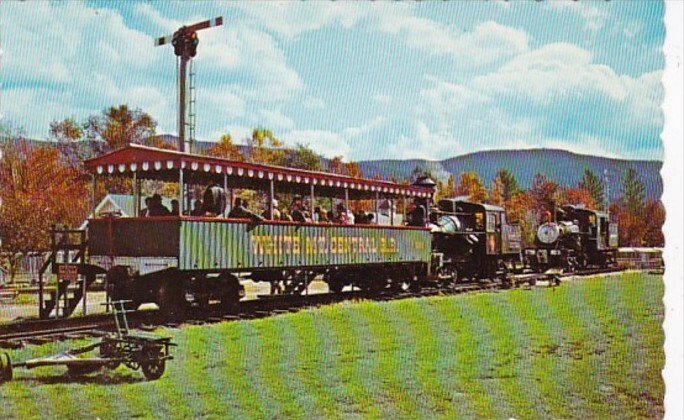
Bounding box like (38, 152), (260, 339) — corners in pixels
(0, 352), (12, 382)
(141, 346), (165, 380)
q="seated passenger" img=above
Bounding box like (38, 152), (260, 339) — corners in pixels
(407, 198), (427, 227)
(203, 183), (226, 217)
(314, 206), (329, 223)
(148, 194), (171, 216)
(280, 209), (293, 222)
(191, 199), (204, 216)
(228, 198), (243, 218)
(262, 199), (281, 220)
(141, 197), (152, 217)
(335, 204), (354, 225)
(171, 199), (180, 216)
(291, 197), (306, 223)
(229, 198), (264, 222)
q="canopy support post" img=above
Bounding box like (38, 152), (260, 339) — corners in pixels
(90, 176), (96, 217)
(178, 168), (184, 215)
(344, 189), (349, 212)
(133, 172), (140, 217)
(390, 199), (394, 226)
(223, 172), (228, 217)
(269, 179), (275, 220)
(402, 196), (407, 226)
(375, 192), (380, 225)
(310, 184), (315, 219)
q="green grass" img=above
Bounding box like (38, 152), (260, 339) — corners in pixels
(0, 272), (664, 419)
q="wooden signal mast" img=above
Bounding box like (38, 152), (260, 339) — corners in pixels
(155, 17), (223, 153)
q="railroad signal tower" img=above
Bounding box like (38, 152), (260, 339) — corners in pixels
(155, 17), (223, 153)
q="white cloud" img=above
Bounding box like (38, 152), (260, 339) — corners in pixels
(283, 129), (350, 158)
(546, 2), (608, 31)
(233, 2), (366, 40)
(256, 109), (295, 131)
(377, 15), (529, 67)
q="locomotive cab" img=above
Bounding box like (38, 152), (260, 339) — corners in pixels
(430, 199), (522, 283)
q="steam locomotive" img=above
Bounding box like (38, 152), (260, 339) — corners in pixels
(524, 205), (618, 272)
(428, 198), (523, 285)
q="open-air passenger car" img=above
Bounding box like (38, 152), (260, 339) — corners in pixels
(79, 145), (435, 315)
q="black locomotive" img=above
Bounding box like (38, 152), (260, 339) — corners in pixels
(524, 205), (618, 272)
(429, 198), (523, 285)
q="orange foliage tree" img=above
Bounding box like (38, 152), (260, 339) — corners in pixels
(206, 134), (244, 161)
(0, 142), (89, 281)
(455, 172), (488, 203)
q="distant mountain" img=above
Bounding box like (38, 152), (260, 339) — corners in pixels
(357, 149), (662, 201)
(2, 136), (662, 201)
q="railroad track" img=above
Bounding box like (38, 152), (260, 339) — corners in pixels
(0, 269), (618, 347)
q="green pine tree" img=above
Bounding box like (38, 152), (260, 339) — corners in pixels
(622, 167), (645, 215)
(579, 169), (605, 207)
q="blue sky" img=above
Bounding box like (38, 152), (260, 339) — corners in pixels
(0, 1), (665, 161)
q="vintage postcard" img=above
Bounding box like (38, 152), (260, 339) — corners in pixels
(0, 1), (681, 418)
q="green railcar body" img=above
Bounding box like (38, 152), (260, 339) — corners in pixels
(88, 217), (432, 272)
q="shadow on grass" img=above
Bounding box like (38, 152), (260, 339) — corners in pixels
(13, 371), (146, 386)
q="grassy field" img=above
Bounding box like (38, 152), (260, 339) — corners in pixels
(0, 272), (664, 419)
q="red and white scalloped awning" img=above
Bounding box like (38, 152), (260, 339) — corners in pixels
(85, 144), (434, 198)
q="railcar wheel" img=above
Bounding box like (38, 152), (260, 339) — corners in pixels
(0, 352), (12, 382)
(106, 266), (141, 311)
(327, 277), (344, 294)
(157, 280), (188, 318)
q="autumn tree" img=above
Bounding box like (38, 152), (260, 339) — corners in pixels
(286, 144), (323, 171)
(490, 176), (504, 206)
(642, 200), (665, 247)
(206, 134), (244, 161)
(85, 105), (157, 151)
(529, 173), (559, 221)
(0, 140), (89, 281)
(455, 172), (488, 203)
(247, 128), (285, 165)
(558, 186), (598, 210)
(579, 168), (605, 207)
(435, 174), (456, 201)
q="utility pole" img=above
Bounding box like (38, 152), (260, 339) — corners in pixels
(155, 17), (222, 153)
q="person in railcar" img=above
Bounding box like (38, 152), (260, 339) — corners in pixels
(148, 194), (171, 216)
(407, 198), (427, 227)
(314, 206), (329, 223)
(141, 197), (152, 217)
(202, 183), (227, 217)
(171, 199), (180, 216)
(290, 196), (306, 223)
(190, 199), (203, 216)
(262, 199), (281, 220)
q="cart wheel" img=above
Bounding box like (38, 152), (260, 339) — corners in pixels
(140, 345), (166, 380)
(100, 340), (121, 370)
(0, 352), (12, 382)
(141, 358), (165, 380)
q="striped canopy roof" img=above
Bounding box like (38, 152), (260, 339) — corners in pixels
(84, 144), (434, 199)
